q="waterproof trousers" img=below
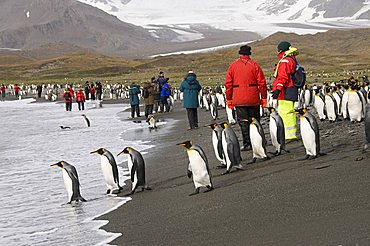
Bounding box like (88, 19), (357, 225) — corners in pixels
(278, 100), (297, 140)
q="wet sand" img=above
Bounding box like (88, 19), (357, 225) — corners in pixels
(100, 102), (370, 246)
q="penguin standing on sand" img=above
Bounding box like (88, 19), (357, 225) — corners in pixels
(207, 123), (226, 167)
(82, 114), (90, 127)
(324, 92), (338, 122)
(248, 118), (269, 163)
(50, 161), (86, 204)
(146, 114), (157, 129)
(90, 148), (122, 194)
(296, 109), (325, 159)
(220, 122), (242, 174)
(117, 147), (151, 196)
(269, 108), (288, 156)
(313, 90), (326, 121)
(225, 104), (236, 124)
(347, 88), (364, 122)
(177, 140), (213, 196)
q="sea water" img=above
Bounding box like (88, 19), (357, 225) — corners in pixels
(0, 99), (155, 245)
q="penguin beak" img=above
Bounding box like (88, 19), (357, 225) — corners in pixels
(117, 151), (124, 156)
(50, 163), (58, 167)
(90, 150), (98, 154)
(176, 143), (186, 147)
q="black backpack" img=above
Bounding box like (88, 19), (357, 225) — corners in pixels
(143, 87), (149, 98)
(289, 57), (306, 88)
(65, 91), (71, 100)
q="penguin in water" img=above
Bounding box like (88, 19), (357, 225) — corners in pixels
(117, 147), (151, 196)
(207, 123), (226, 168)
(177, 140), (213, 196)
(50, 161), (86, 204)
(246, 117), (269, 163)
(90, 148), (123, 194)
(220, 122), (242, 174)
(81, 114), (90, 127)
(268, 108), (289, 156)
(296, 108), (326, 160)
(146, 114), (157, 129)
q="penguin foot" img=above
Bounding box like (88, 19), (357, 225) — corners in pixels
(106, 189), (111, 194)
(79, 197), (87, 202)
(247, 158), (257, 164)
(269, 151), (281, 156)
(144, 186), (152, 191)
(298, 155), (310, 161)
(222, 170), (230, 175)
(124, 191), (135, 197)
(111, 189), (120, 194)
(216, 164), (227, 169)
(189, 188), (200, 196)
(203, 186), (214, 193)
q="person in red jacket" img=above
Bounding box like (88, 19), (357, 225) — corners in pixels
(225, 45), (267, 150)
(76, 87), (86, 111)
(1, 84), (5, 101)
(271, 41), (299, 141)
(63, 87), (74, 111)
(14, 84), (20, 98)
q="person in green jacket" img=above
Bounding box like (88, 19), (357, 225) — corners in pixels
(179, 71), (202, 130)
(129, 83), (141, 118)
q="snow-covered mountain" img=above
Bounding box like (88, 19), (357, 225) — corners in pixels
(78, 0), (370, 38)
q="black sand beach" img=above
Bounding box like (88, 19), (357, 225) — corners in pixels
(100, 102), (370, 245)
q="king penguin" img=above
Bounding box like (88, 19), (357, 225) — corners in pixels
(177, 140), (213, 196)
(248, 118), (269, 163)
(269, 108), (288, 156)
(313, 89), (326, 121)
(364, 103), (370, 151)
(296, 109), (325, 159)
(146, 114), (157, 129)
(117, 147), (151, 196)
(51, 161), (87, 204)
(347, 87), (364, 122)
(220, 122), (242, 174)
(82, 114), (90, 127)
(207, 123), (226, 168)
(90, 148), (122, 194)
(324, 92), (338, 122)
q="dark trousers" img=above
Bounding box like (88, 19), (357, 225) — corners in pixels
(145, 104), (154, 118)
(77, 101), (85, 111)
(160, 97), (170, 112)
(85, 91), (90, 100)
(186, 108), (198, 129)
(65, 102), (72, 111)
(131, 105), (140, 118)
(236, 106), (260, 146)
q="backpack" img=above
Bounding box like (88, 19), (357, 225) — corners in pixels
(289, 57), (306, 88)
(65, 91), (71, 100)
(143, 87), (149, 98)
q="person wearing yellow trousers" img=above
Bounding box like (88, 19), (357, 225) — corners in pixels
(272, 41), (300, 141)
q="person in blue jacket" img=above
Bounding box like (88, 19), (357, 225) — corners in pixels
(179, 71), (202, 130)
(129, 83), (141, 118)
(160, 78), (171, 112)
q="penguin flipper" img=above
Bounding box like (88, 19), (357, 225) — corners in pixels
(130, 164), (137, 182)
(187, 170), (192, 179)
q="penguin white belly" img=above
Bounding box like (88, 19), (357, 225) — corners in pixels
(62, 169), (73, 202)
(222, 131), (232, 169)
(348, 94), (362, 122)
(212, 131), (223, 163)
(300, 117), (316, 156)
(325, 96), (336, 121)
(100, 156), (117, 189)
(333, 93), (342, 115)
(127, 156), (138, 191)
(314, 96), (326, 120)
(226, 107), (236, 124)
(269, 117), (280, 152)
(304, 90), (311, 107)
(250, 124), (266, 159)
(188, 150), (211, 189)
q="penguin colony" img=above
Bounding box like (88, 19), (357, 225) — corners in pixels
(51, 79), (369, 203)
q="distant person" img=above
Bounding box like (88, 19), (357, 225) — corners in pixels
(96, 81), (103, 100)
(156, 71), (167, 112)
(179, 71), (202, 130)
(63, 87), (74, 111)
(90, 83), (96, 100)
(143, 81), (155, 118)
(1, 84), (5, 101)
(84, 81), (90, 100)
(272, 41), (299, 141)
(129, 83), (141, 118)
(160, 78), (171, 113)
(36, 85), (42, 98)
(14, 84), (20, 98)
(225, 45), (267, 150)
(76, 87), (86, 111)
(152, 76), (160, 113)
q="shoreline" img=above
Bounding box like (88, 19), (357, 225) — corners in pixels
(99, 101), (370, 245)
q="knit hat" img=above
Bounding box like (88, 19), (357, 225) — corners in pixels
(277, 41), (291, 52)
(238, 45), (251, 55)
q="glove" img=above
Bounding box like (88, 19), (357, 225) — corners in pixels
(272, 89), (280, 99)
(261, 99), (267, 108)
(227, 100), (234, 109)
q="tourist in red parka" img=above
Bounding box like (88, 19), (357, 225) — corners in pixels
(63, 87), (74, 111)
(76, 87), (86, 111)
(225, 45), (267, 150)
(14, 84), (20, 98)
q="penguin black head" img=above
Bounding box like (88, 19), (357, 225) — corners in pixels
(82, 114), (86, 117)
(176, 140), (193, 149)
(117, 147), (131, 156)
(207, 123), (217, 130)
(295, 108), (307, 116)
(220, 122), (228, 129)
(50, 161), (65, 168)
(90, 148), (105, 155)
(267, 107), (276, 114)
